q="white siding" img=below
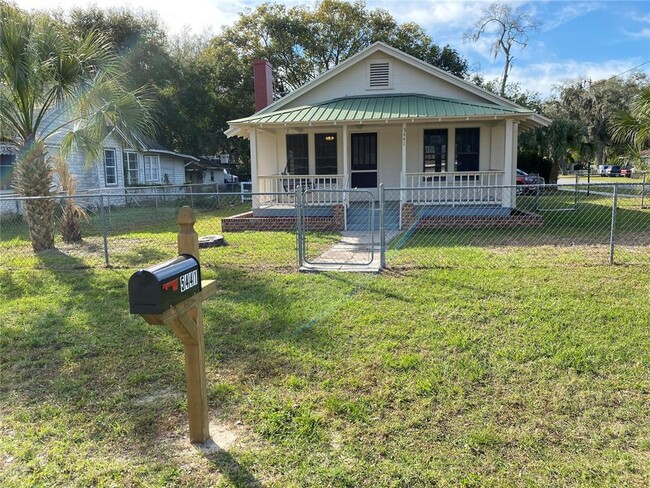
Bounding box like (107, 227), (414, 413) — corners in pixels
(159, 154), (186, 185)
(283, 52), (493, 109)
(257, 131), (279, 176)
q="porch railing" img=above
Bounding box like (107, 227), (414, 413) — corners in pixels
(258, 174), (345, 205)
(403, 171), (504, 205)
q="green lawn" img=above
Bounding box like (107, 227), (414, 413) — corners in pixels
(2, 221), (649, 486)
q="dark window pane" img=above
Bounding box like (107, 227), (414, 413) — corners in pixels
(0, 154), (16, 190)
(315, 133), (337, 175)
(104, 149), (117, 185)
(455, 128), (480, 172)
(351, 133), (377, 170)
(286, 134), (309, 175)
(423, 129), (448, 172)
(351, 172), (377, 188)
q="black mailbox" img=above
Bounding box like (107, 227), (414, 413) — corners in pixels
(129, 254), (202, 315)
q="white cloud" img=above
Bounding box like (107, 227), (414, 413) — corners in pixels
(488, 58), (648, 98)
(624, 10), (650, 38)
(18, 0), (258, 35)
(625, 27), (650, 38)
(540, 1), (603, 32)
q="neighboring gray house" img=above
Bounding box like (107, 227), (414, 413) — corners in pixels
(0, 121), (198, 215)
(1, 130), (198, 196)
(47, 130), (198, 192)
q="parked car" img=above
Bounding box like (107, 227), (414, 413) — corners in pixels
(620, 167), (633, 178)
(516, 169), (545, 194)
(605, 165), (621, 177)
(598, 165), (610, 176)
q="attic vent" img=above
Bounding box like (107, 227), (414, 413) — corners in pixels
(369, 62), (391, 88)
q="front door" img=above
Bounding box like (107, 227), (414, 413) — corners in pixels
(423, 129), (448, 173)
(351, 133), (378, 198)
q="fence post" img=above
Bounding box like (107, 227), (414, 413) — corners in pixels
(642, 172), (647, 209)
(379, 183), (386, 269)
(99, 195), (110, 267)
(574, 172), (579, 209)
(296, 185), (303, 268)
(105, 193), (112, 229)
(609, 185), (618, 265)
(189, 184), (194, 209)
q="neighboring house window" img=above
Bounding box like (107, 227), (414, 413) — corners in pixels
(368, 61), (392, 89)
(104, 149), (117, 186)
(423, 129), (448, 173)
(123, 152), (138, 186)
(143, 155), (160, 182)
(0, 153), (16, 191)
(455, 128), (480, 172)
(315, 133), (337, 175)
(286, 134), (308, 175)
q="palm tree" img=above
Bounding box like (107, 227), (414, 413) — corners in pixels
(531, 118), (587, 183)
(53, 157), (87, 243)
(610, 86), (650, 150)
(0, 4), (154, 251)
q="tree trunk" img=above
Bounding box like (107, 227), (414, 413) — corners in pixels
(23, 199), (56, 251)
(61, 202), (83, 243)
(13, 143), (56, 251)
(549, 160), (560, 184)
(500, 56), (510, 97)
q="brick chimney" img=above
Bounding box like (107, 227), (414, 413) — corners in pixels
(253, 59), (273, 112)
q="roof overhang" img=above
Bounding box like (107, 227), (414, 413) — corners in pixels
(226, 94), (550, 139)
(146, 149), (199, 162)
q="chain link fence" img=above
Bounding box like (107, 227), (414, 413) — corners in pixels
(0, 191), (299, 273)
(1, 183), (648, 272)
(383, 182), (649, 268)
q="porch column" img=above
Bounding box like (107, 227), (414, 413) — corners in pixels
(343, 124), (349, 189)
(502, 119), (514, 208)
(250, 128), (259, 195)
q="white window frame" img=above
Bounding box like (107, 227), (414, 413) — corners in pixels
(124, 151), (139, 185)
(143, 154), (160, 183)
(104, 148), (118, 186)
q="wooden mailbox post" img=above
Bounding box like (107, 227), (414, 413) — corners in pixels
(136, 206), (215, 443)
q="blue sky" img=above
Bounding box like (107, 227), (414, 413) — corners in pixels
(22, 0), (650, 98)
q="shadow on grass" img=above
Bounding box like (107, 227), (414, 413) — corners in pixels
(3, 257), (333, 484)
(195, 443), (262, 487)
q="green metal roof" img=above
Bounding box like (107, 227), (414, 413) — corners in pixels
(229, 94), (533, 126)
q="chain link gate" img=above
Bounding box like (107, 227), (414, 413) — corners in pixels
(296, 187), (379, 270)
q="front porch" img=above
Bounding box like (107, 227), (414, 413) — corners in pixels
(256, 170), (510, 209)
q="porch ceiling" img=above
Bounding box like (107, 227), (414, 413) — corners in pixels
(228, 94), (538, 127)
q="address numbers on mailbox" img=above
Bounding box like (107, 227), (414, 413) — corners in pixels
(128, 254), (202, 315)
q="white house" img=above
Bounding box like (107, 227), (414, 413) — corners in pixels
(225, 42), (550, 226)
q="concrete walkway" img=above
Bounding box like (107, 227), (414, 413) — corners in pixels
(300, 231), (398, 273)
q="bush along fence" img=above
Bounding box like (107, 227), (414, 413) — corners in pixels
(0, 183), (648, 271)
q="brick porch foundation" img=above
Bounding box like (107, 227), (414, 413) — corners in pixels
(401, 203), (543, 229)
(222, 204), (346, 232)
